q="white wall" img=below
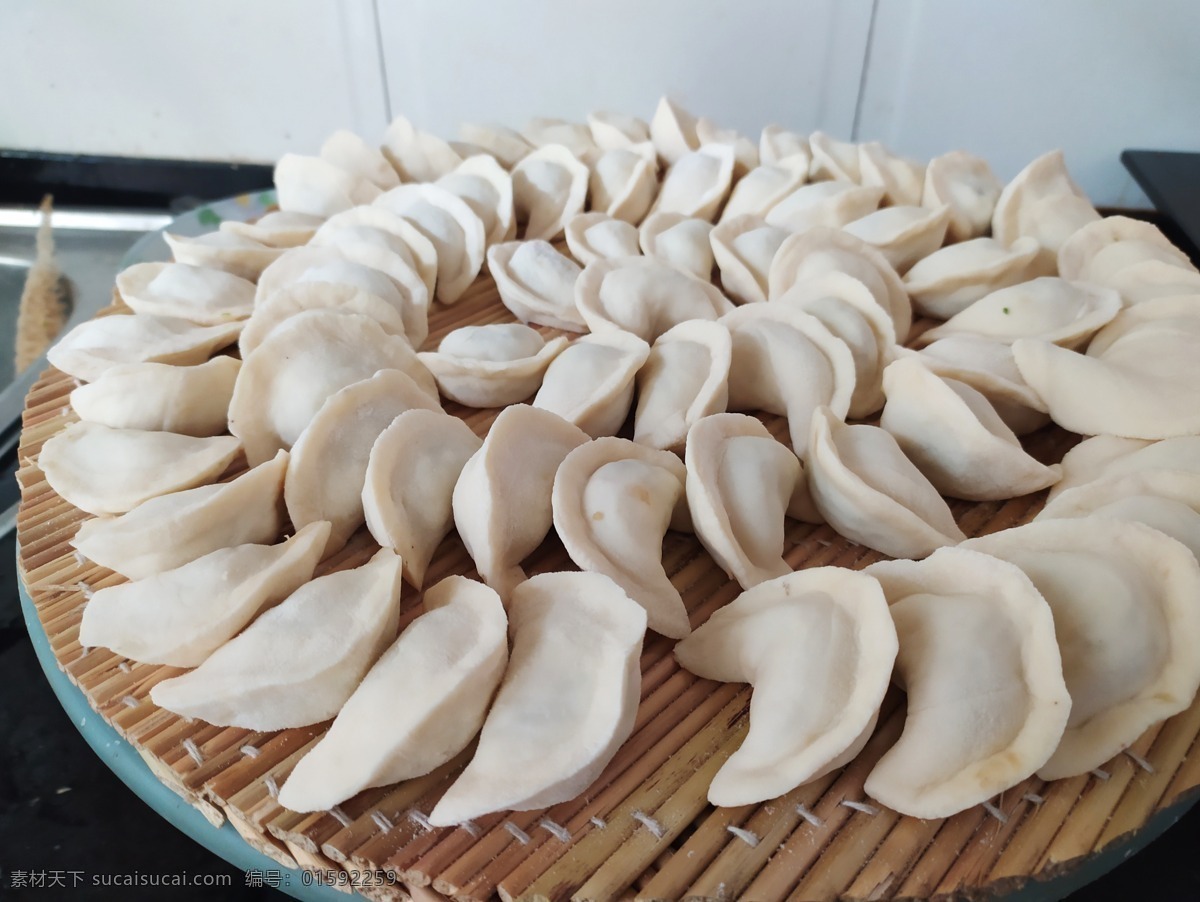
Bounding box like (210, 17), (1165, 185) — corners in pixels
(375, 0), (872, 144)
(0, 0), (388, 161)
(855, 0), (1200, 207)
(4, 0), (1198, 208)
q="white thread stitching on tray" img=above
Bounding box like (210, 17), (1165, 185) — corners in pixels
(982, 800), (1008, 824)
(795, 803), (824, 827)
(632, 810), (665, 838)
(840, 800), (879, 816)
(504, 821), (531, 844)
(407, 809), (434, 832)
(727, 825), (759, 847)
(181, 737), (204, 766)
(538, 818), (571, 842)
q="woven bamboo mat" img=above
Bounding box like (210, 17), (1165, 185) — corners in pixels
(16, 277), (1200, 902)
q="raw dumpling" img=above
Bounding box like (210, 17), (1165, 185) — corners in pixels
(40, 422), (241, 516)
(428, 571), (646, 826)
(238, 281), (409, 356)
(962, 519), (1200, 779)
(117, 260), (255, 323)
(315, 204), (439, 300)
(375, 183), (487, 305)
(381, 114), (462, 182)
(1103, 258), (1200, 305)
(1065, 233), (1194, 288)
(918, 277), (1122, 349)
(1048, 435), (1200, 501)
(1086, 296), (1200, 358)
(1038, 494), (1200, 563)
(69, 356), (240, 437)
(1036, 456), (1200, 561)
(910, 338), (1050, 436)
(922, 150), (1002, 242)
(1040, 468), (1200, 523)
(452, 405), (589, 599)
(575, 257), (733, 341)
(879, 357), (1060, 500)
(228, 310), (436, 465)
(587, 110), (650, 150)
(709, 215), (790, 305)
(79, 521), (329, 668)
(363, 409), (482, 588)
(511, 144), (589, 241)
(768, 226), (912, 343)
(685, 413), (804, 589)
(842, 205), (950, 274)
(650, 96), (700, 165)
(992, 150), (1100, 271)
(634, 319), (731, 452)
(522, 117), (598, 160)
(639, 212), (714, 280)
(857, 142), (925, 207)
(151, 548), (405, 730)
(807, 406), (965, 559)
(764, 181), (884, 233)
(418, 323), (568, 408)
(721, 303), (856, 456)
(720, 160), (809, 223)
(775, 271), (898, 419)
(319, 128), (400, 190)
(255, 252), (412, 324)
(553, 438), (691, 637)
(284, 369), (442, 556)
(48, 313), (241, 383)
(675, 568), (897, 806)
(221, 210), (323, 249)
(71, 451), (287, 580)
(695, 117), (758, 177)
(1057, 215), (1193, 283)
(808, 131), (861, 182)
(1013, 317), (1200, 439)
(902, 236), (1041, 319)
(589, 146), (659, 224)
(278, 575), (508, 812)
(437, 154), (516, 245)
(651, 145), (735, 222)
(306, 224), (432, 326)
(162, 232), (281, 283)
(532, 331), (650, 437)
(458, 122), (533, 169)
(255, 243), (429, 348)
(273, 153), (382, 217)
(487, 240), (587, 332)
(759, 125), (811, 168)
(863, 548), (1070, 818)
(564, 212), (641, 265)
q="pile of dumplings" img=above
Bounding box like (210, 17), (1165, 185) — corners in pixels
(40, 96), (1200, 831)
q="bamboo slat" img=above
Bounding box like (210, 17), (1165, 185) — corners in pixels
(17, 279), (1200, 902)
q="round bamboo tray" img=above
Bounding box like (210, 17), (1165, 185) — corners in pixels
(16, 199), (1200, 902)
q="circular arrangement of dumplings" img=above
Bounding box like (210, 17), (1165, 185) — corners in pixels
(45, 95), (1200, 836)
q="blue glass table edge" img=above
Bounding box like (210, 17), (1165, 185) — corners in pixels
(16, 544), (346, 902)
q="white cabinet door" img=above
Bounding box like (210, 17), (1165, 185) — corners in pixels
(377, 0), (873, 144)
(0, 0), (389, 161)
(855, 0), (1200, 207)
